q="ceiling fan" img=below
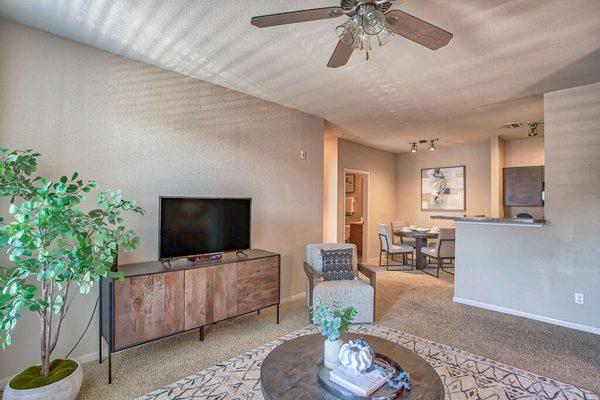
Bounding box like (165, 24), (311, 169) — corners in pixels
(251, 0), (453, 68)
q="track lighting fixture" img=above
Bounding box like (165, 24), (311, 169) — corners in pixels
(528, 123), (538, 137)
(409, 138), (438, 153)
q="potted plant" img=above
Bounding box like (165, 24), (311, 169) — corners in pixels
(310, 297), (357, 369)
(0, 148), (144, 399)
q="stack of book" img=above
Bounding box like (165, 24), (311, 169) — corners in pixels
(329, 366), (386, 396)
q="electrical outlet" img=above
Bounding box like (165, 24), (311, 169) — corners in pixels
(574, 293), (584, 305)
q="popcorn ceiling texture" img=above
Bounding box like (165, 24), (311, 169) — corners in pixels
(1, 1), (599, 151)
(0, 19), (324, 382)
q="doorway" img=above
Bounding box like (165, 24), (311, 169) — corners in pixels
(344, 169), (369, 262)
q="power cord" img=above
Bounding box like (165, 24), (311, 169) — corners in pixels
(65, 295), (99, 359)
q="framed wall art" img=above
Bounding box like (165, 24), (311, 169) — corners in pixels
(421, 166), (465, 211)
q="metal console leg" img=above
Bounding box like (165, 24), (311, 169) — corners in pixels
(108, 350), (112, 384)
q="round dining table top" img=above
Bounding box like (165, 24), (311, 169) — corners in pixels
(396, 229), (438, 239)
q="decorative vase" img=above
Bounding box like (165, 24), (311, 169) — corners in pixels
(323, 339), (343, 369)
(338, 339), (374, 374)
(2, 361), (82, 400)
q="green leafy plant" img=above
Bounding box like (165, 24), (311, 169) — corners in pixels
(310, 297), (357, 341)
(0, 148), (144, 378)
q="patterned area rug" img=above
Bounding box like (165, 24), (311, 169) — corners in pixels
(139, 324), (598, 400)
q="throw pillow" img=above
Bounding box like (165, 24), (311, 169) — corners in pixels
(321, 248), (355, 281)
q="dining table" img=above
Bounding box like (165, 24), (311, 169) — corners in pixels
(394, 229), (439, 270)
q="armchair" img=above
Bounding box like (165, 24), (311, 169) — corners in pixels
(304, 243), (377, 324)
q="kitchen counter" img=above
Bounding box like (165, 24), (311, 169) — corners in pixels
(431, 215), (545, 227)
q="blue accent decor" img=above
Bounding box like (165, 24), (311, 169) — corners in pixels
(355, 338), (412, 390)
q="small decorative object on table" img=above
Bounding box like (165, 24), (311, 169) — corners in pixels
(310, 297), (357, 369)
(319, 337), (412, 398)
(356, 338), (411, 391)
(338, 339), (373, 373)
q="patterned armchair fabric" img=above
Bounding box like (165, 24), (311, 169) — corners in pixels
(305, 243), (374, 324)
(320, 248), (355, 281)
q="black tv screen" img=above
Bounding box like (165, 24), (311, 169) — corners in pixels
(159, 197), (251, 259)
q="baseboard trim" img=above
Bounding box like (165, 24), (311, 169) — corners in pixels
(281, 292), (306, 304)
(453, 297), (600, 335)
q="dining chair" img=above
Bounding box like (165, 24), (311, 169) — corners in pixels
(377, 224), (413, 270)
(421, 228), (455, 278)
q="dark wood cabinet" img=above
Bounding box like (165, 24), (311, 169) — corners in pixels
(113, 270), (185, 350)
(348, 222), (363, 257)
(504, 166), (544, 206)
(100, 249), (280, 383)
(237, 256), (279, 314)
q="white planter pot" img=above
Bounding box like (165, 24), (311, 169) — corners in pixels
(323, 339), (343, 369)
(2, 362), (83, 400)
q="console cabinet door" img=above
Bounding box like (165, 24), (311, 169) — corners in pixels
(212, 263), (238, 322)
(237, 256), (279, 314)
(114, 271), (185, 350)
(184, 268), (209, 330)
(184, 263), (238, 329)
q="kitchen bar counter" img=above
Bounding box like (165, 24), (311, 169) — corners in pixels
(431, 215), (545, 227)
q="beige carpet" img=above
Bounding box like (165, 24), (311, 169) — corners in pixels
(71, 268), (600, 399)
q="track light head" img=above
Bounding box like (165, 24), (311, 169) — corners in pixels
(410, 142), (417, 153)
(429, 140), (437, 151)
(528, 123), (538, 137)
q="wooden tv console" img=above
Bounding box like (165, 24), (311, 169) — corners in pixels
(99, 249), (280, 383)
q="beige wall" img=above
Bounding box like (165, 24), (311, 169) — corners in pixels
(0, 19), (324, 381)
(337, 139), (397, 262)
(490, 136), (506, 218)
(396, 142), (491, 228)
(455, 81), (600, 333)
(323, 135), (339, 242)
(505, 136), (545, 167)
(504, 136), (545, 219)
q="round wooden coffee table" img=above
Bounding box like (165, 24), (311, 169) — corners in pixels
(261, 333), (444, 400)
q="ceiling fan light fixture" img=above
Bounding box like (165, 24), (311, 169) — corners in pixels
(251, 1), (454, 68)
(376, 27), (394, 46)
(362, 7), (386, 35)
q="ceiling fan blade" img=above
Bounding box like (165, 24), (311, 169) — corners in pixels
(386, 10), (452, 50)
(251, 7), (344, 28)
(327, 33), (354, 68)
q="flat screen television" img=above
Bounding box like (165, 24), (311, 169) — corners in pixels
(159, 197), (251, 260)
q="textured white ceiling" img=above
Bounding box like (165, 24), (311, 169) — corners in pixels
(0, 0), (599, 152)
